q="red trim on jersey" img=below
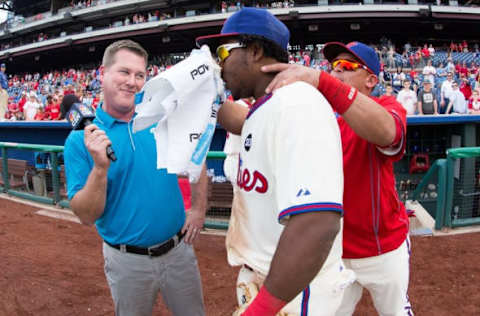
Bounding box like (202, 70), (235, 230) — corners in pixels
(246, 93), (272, 119)
(301, 286), (310, 316)
(378, 110), (404, 150)
(340, 95), (409, 259)
(278, 202), (343, 222)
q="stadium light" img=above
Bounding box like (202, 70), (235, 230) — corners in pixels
(162, 36), (170, 43)
(308, 25), (319, 32)
(34, 55), (40, 61)
(434, 23), (443, 31)
(350, 23), (360, 31)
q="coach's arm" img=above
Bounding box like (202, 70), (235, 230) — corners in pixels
(261, 64), (396, 147)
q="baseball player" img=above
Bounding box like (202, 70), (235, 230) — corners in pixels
(262, 42), (413, 315)
(197, 8), (354, 316)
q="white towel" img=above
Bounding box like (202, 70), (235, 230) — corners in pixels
(133, 45), (224, 183)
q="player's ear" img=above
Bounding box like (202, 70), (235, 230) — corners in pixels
(247, 42), (265, 63)
(365, 74), (379, 90)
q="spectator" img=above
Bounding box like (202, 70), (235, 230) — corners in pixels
(392, 67), (405, 92)
(440, 72), (455, 114)
(428, 44), (435, 58)
(421, 44), (430, 66)
(468, 89), (480, 114)
(446, 82), (467, 114)
(34, 106), (47, 120)
(422, 59), (436, 85)
(450, 41), (457, 53)
(23, 92), (41, 120)
(417, 80), (438, 115)
(436, 62), (448, 86)
(45, 95), (61, 120)
(397, 80), (417, 115)
(459, 74), (472, 100)
(387, 46), (396, 69)
(445, 58), (455, 73)
(384, 83), (394, 97)
(458, 61), (469, 78)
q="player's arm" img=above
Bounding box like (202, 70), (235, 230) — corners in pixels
(182, 164), (208, 244)
(218, 99), (249, 135)
(268, 211), (340, 297)
(68, 124), (111, 225)
(261, 63), (398, 147)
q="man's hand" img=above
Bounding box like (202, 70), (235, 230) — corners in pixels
(182, 208), (205, 244)
(84, 124), (111, 171)
(261, 63), (320, 94)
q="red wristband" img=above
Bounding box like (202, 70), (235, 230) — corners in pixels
(242, 286), (287, 316)
(317, 71), (358, 114)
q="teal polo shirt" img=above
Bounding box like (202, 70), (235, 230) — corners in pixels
(64, 106), (185, 247)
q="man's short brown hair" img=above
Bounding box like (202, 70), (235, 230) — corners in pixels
(102, 40), (148, 68)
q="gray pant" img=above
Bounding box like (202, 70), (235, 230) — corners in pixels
(103, 240), (205, 316)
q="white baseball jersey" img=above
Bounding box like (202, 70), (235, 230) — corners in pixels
(226, 82), (354, 315)
(223, 99), (250, 184)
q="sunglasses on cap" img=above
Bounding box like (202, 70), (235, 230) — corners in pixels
(216, 42), (246, 63)
(331, 59), (372, 74)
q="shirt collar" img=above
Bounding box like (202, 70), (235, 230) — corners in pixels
(95, 103), (137, 128)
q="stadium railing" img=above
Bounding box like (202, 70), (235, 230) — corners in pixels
(412, 147), (480, 230)
(0, 142), (229, 229)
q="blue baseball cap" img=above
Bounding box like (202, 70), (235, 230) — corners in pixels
(0, 63), (5, 68)
(323, 41), (380, 76)
(196, 7), (290, 51)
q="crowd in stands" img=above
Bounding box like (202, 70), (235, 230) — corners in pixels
(367, 39), (480, 115)
(2, 67), (102, 121)
(2, 39), (480, 121)
(0, 61), (175, 121)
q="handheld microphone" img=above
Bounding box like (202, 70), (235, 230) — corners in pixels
(67, 103), (117, 162)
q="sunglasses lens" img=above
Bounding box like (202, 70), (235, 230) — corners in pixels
(333, 60), (356, 71)
(217, 46), (229, 62)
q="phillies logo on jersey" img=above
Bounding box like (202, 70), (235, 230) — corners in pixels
(237, 157), (268, 193)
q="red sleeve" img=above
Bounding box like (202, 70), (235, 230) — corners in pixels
(371, 95), (407, 162)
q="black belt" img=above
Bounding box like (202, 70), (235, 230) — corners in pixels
(105, 231), (184, 257)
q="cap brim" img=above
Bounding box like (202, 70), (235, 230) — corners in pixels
(196, 32), (239, 50)
(323, 42), (373, 74)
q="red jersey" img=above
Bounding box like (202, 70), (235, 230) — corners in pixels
(34, 112), (47, 120)
(45, 103), (61, 120)
(338, 95), (409, 259)
(460, 81), (472, 100)
(421, 48), (429, 58)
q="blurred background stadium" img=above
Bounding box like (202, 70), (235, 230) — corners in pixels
(1, 0), (480, 230)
